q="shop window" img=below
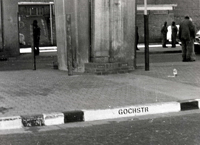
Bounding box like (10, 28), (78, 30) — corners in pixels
(19, 6), (44, 16)
(30, 7), (44, 16)
(30, 7), (37, 15)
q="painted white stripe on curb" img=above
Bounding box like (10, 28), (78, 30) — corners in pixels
(0, 116), (23, 130)
(43, 113), (64, 126)
(84, 102), (181, 121)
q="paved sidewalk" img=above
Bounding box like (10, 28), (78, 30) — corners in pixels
(0, 45), (199, 129)
(137, 43), (182, 53)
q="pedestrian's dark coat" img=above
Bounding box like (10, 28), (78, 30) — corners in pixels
(171, 22), (178, 47)
(33, 24), (40, 43)
(33, 20), (40, 55)
(161, 22), (168, 47)
(179, 19), (195, 41)
(179, 16), (196, 61)
(161, 24), (168, 35)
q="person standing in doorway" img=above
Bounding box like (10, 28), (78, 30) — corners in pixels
(179, 15), (195, 62)
(171, 21), (178, 48)
(161, 21), (168, 48)
(33, 20), (41, 56)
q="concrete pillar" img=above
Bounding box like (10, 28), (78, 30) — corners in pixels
(92, 0), (136, 65)
(0, 0), (3, 51)
(54, 0), (136, 73)
(122, 0), (136, 65)
(54, 0), (90, 72)
(2, 0), (19, 56)
(91, 0), (110, 63)
(54, 0), (68, 71)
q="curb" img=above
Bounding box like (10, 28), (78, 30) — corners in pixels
(0, 99), (199, 130)
(137, 50), (182, 54)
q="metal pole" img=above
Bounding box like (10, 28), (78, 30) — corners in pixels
(144, 0), (149, 71)
(30, 24), (36, 70)
(0, 0), (4, 52)
(50, 2), (53, 45)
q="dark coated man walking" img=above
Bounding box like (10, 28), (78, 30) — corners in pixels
(179, 16), (195, 62)
(171, 21), (178, 48)
(161, 21), (168, 48)
(33, 20), (40, 56)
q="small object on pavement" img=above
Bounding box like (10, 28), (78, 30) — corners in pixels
(173, 68), (177, 76)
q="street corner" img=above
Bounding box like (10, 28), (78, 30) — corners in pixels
(1, 99), (200, 130)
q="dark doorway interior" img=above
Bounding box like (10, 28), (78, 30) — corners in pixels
(18, 2), (56, 48)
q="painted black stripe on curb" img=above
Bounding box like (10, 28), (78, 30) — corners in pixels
(63, 111), (84, 123)
(21, 114), (44, 127)
(180, 101), (199, 111)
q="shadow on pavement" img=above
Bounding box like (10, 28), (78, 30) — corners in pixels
(0, 53), (57, 71)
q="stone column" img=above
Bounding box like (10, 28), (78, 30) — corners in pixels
(0, 0), (3, 51)
(91, 0), (136, 64)
(85, 0), (136, 74)
(91, 0), (110, 63)
(122, 0), (136, 66)
(54, 0), (90, 72)
(2, 0), (19, 57)
(0, 0), (19, 56)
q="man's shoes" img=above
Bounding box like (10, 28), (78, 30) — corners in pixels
(187, 59), (196, 62)
(182, 59), (196, 62)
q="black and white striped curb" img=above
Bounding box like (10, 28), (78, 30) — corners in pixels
(0, 99), (199, 130)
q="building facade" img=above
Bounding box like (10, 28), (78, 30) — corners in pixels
(0, 0), (54, 57)
(18, 1), (56, 47)
(0, 0), (200, 71)
(137, 0), (200, 43)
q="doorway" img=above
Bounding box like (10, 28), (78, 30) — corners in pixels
(18, 2), (56, 49)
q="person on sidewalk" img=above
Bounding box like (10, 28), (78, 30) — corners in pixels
(161, 21), (168, 48)
(189, 17), (196, 61)
(136, 26), (139, 50)
(171, 21), (178, 48)
(33, 20), (41, 56)
(179, 15), (196, 62)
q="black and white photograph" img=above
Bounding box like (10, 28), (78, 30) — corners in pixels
(0, 0), (200, 144)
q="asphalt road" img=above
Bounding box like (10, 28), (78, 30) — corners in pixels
(1, 110), (200, 145)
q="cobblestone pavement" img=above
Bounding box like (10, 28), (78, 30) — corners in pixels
(0, 48), (199, 118)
